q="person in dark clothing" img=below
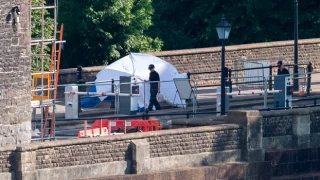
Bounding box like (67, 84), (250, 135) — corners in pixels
(277, 61), (290, 75)
(147, 64), (161, 111)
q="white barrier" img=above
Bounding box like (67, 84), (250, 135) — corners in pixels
(225, 90), (282, 96)
(64, 91), (140, 97)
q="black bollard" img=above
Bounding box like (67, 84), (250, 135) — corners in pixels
(110, 79), (115, 108)
(268, 65), (273, 90)
(307, 62), (312, 96)
(76, 65), (85, 113)
(276, 100), (279, 109)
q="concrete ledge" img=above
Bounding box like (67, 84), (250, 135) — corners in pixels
(260, 108), (312, 117)
(16, 124), (241, 151)
(0, 172), (14, 180)
(0, 145), (17, 152)
(36, 161), (131, 180)
(80, 162), (272, 180)
(150, 38), (320, 57)
(146, 149), (241, 173)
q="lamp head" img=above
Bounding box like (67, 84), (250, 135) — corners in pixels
(215, 15), (232, 40)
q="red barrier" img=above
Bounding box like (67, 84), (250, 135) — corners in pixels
(91, 119), (161, 133)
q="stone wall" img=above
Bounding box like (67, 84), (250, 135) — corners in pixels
(0, 124), (242, 180)
(260, 107), (320, 150)
(265, 148), (320, 177)
(147, 129), (241, 158)
(36, 140), (132, 169)
(0, 0), (31, 146)
(57, 38), (320, 96)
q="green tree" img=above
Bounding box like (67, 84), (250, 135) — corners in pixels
(58, 0), (163, 68)
(30, 0), (55, 71)
(147, 0), (320, 50)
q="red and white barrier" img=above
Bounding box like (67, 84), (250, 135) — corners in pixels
(64, 91), (140, 97)
(225, 90), (282, 96)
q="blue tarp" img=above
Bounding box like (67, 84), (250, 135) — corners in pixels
(80, 78), (111, 108)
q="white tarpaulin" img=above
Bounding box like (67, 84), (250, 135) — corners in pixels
(95, 53), (186, 109)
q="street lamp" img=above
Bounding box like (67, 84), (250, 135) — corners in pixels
(216, 15), (232, 115)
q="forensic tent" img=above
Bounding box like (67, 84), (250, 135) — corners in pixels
(81, 53), (187, 110)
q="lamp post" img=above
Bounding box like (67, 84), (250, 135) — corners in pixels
(293, 0), (299, 91)
(216, 15), (232, 115)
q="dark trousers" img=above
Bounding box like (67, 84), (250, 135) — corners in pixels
(148, 89), (160, 110)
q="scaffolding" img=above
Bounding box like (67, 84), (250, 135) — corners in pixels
(29, 0), (65, 142)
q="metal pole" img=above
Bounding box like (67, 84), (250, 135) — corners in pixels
(221, 40), (226, 115)
(110, 79), (115, 108)
(307, 62), (312, 96)
(293, 0), (299, 91)
(268, 65), (272, 90)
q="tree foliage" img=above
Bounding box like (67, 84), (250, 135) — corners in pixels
(57, 0), (320, 68)
(147, 0), (320, 50)
(58, 0), (163, 68)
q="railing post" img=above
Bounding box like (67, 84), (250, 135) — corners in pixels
(286, 99), (289, 108)
(228, 68), (232, 93)
(307, 62), (312, 96)
(268, 65), (272, 90)
(145, 110), (149, 120)
(187, 72), (191, 80)
(110, 79), (115, 108)
(76, 65), (85, 113)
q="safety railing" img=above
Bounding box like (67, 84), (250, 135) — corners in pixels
(31, 65), (319, 142)
(187, 62), (313, 92)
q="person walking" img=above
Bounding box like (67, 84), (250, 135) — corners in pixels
(277, 61), (290, 75)
(146, 64), (161, 111)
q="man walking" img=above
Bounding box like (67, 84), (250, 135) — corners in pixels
(147, 64), (161, 111)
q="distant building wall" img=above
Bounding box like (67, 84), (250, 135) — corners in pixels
(0, 0), (31, 146)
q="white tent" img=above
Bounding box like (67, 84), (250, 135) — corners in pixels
(94, 53), (186, 109)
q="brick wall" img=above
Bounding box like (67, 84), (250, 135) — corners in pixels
(35, 140), (132, 169)
(147, 129), (242, 158)
(0, 0), (31, 146)
(57, 38), (320, 94)
(151, 38), (320, 85)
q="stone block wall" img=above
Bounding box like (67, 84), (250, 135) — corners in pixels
(0, 0), (31, 146)
(147, 129), (242, 158)
(35, 140), (132, 169)
(265, 148), (320, 177)
(260, 107), (320, 150)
